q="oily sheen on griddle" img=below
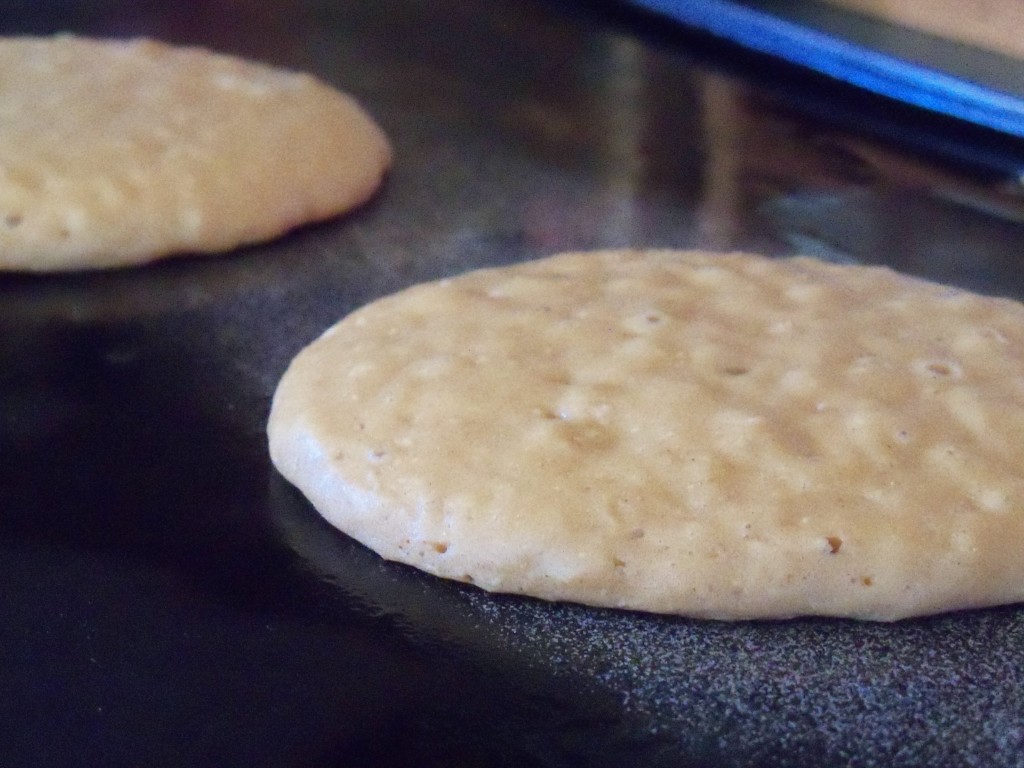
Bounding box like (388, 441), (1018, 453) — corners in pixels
(268, 249), (1024, 621)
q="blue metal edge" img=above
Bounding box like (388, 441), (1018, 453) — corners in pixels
(629, 0), (1024, 139)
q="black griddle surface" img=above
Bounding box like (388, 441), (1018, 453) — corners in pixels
(3, 1), (1024, 766)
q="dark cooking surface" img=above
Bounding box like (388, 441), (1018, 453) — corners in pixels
(3, 1), (1024, 766)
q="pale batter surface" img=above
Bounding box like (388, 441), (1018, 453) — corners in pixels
(269, 250), (1024, 620)
(0, 35), (391, 271)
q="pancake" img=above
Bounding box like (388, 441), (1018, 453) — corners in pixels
(0, 35), (391, 271)
(268, 249), (1024, 621)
